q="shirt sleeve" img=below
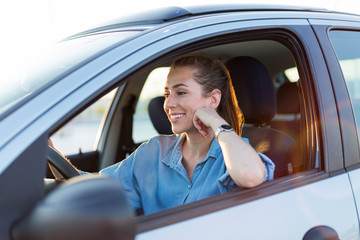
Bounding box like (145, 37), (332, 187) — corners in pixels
(240, 137), (275, 181)
(100, 157), (142, 211)
(258, 152), (275, 181)
(218, 137), (275, 191)
(218, 151), (275, 192)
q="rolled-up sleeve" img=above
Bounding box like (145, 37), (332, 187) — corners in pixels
(241, 137), (275, 182)
(218, 151), (275, 192)
(258, 152), (275, 181)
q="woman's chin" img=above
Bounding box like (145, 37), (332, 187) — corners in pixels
(171, 128), (182, 135)
(171, 124), (187, 135)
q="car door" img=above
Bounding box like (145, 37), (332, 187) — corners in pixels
(124, 14), (359, 239)
(315, 21), (360, 231)
(50, 13), (357, 239)
(136, 175), (357, 240)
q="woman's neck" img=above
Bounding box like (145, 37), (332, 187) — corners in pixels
(183, 132), (212, 160)
(181, 130), (213, 181)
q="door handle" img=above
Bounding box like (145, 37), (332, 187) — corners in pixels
(303, 225), (340, 240)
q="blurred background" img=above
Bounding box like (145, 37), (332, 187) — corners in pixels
(1, 0), (360, 66)
(1, 0), (359, 155)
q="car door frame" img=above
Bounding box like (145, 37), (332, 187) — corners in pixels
(310, 20), (360, 234)
(125, 14), (344, 229)
(310, 19), (360, 170)
(61, 12), (350, 236)
(129, 15), (357, 238)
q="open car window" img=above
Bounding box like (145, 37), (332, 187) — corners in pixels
(128, 39), (309, 181)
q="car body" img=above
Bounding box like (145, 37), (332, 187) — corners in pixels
(1, 4), (360, 240)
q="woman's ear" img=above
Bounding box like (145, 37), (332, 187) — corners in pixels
(209, 89), (221, 108)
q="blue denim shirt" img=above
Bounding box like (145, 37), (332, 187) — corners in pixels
(100, 134), (275, 215)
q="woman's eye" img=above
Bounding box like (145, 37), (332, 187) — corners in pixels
(177, 91), (186, 96)
(164, 92), (170, 99)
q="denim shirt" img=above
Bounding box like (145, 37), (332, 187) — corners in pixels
(100, 134), (275, 215)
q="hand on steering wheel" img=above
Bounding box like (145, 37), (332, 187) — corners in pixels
(47, 146), (80, 180)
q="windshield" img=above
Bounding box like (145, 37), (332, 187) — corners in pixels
(0, 31), (140, 118)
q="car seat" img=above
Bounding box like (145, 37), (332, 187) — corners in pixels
(226, 56), (299, 178)
(270, 82), (301, 149)
(148, 96), (172, 135)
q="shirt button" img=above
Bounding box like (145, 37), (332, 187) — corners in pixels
(188, 185), (192, 189)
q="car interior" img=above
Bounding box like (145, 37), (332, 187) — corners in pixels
(47, 36), (313, 212)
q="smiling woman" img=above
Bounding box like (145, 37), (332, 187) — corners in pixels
(99, 55), (274, 215)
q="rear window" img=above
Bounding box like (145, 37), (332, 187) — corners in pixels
(329, 30), (360, 137)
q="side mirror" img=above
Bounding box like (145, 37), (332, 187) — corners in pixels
(12, 175), (135, 240)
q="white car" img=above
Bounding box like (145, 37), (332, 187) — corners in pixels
(2, 5), (360, 240)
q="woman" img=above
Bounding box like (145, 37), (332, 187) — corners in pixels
(100, 55), (275, 215)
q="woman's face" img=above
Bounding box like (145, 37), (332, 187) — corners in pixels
(164, 66), (211, 134)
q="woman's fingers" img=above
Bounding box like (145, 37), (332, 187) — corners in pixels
(48, 138), (54, 148)
(194, 118), (210, 138)
(193, 107), (220, 138)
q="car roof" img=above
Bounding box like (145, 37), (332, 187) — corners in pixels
(68, 4), (351, 39)
(104, 4), (328, 24)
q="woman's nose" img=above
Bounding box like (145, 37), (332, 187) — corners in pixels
(164, 94), (176, 109)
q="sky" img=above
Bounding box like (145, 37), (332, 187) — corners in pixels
(0, 0), (360, 70)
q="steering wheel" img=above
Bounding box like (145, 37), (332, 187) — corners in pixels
(47, 146), (81, 179)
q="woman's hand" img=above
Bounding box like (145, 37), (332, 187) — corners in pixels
(48, 138), (55, 148)
(193, 107), (226, 138)
(194, 107), (265, 188)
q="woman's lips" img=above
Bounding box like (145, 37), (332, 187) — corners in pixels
(170, 114), (185, 123)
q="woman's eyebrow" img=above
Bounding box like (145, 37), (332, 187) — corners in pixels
(164, 83), (188, 90)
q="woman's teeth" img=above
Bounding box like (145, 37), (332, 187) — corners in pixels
(171, 114), (184, 119)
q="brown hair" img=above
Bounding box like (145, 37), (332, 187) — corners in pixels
(170, 55), (244, 135)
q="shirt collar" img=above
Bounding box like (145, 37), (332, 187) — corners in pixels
(161, 134), (184, 167)
(162, 134), (222, 167)
(203, 137), (222, 162)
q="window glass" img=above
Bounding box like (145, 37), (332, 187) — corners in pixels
(133, 67), (169, 142)
(274, 67), (299, 89)
(51, 89), (117, 155)
(284, 67), (299, 82)
(0, 31), (140, 118)
(329, 30), (360, 136)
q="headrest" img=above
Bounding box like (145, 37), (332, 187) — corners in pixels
(148, 96), (172, 135)
(226, 56), (276, 125)
(276, 82), (300, 114)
